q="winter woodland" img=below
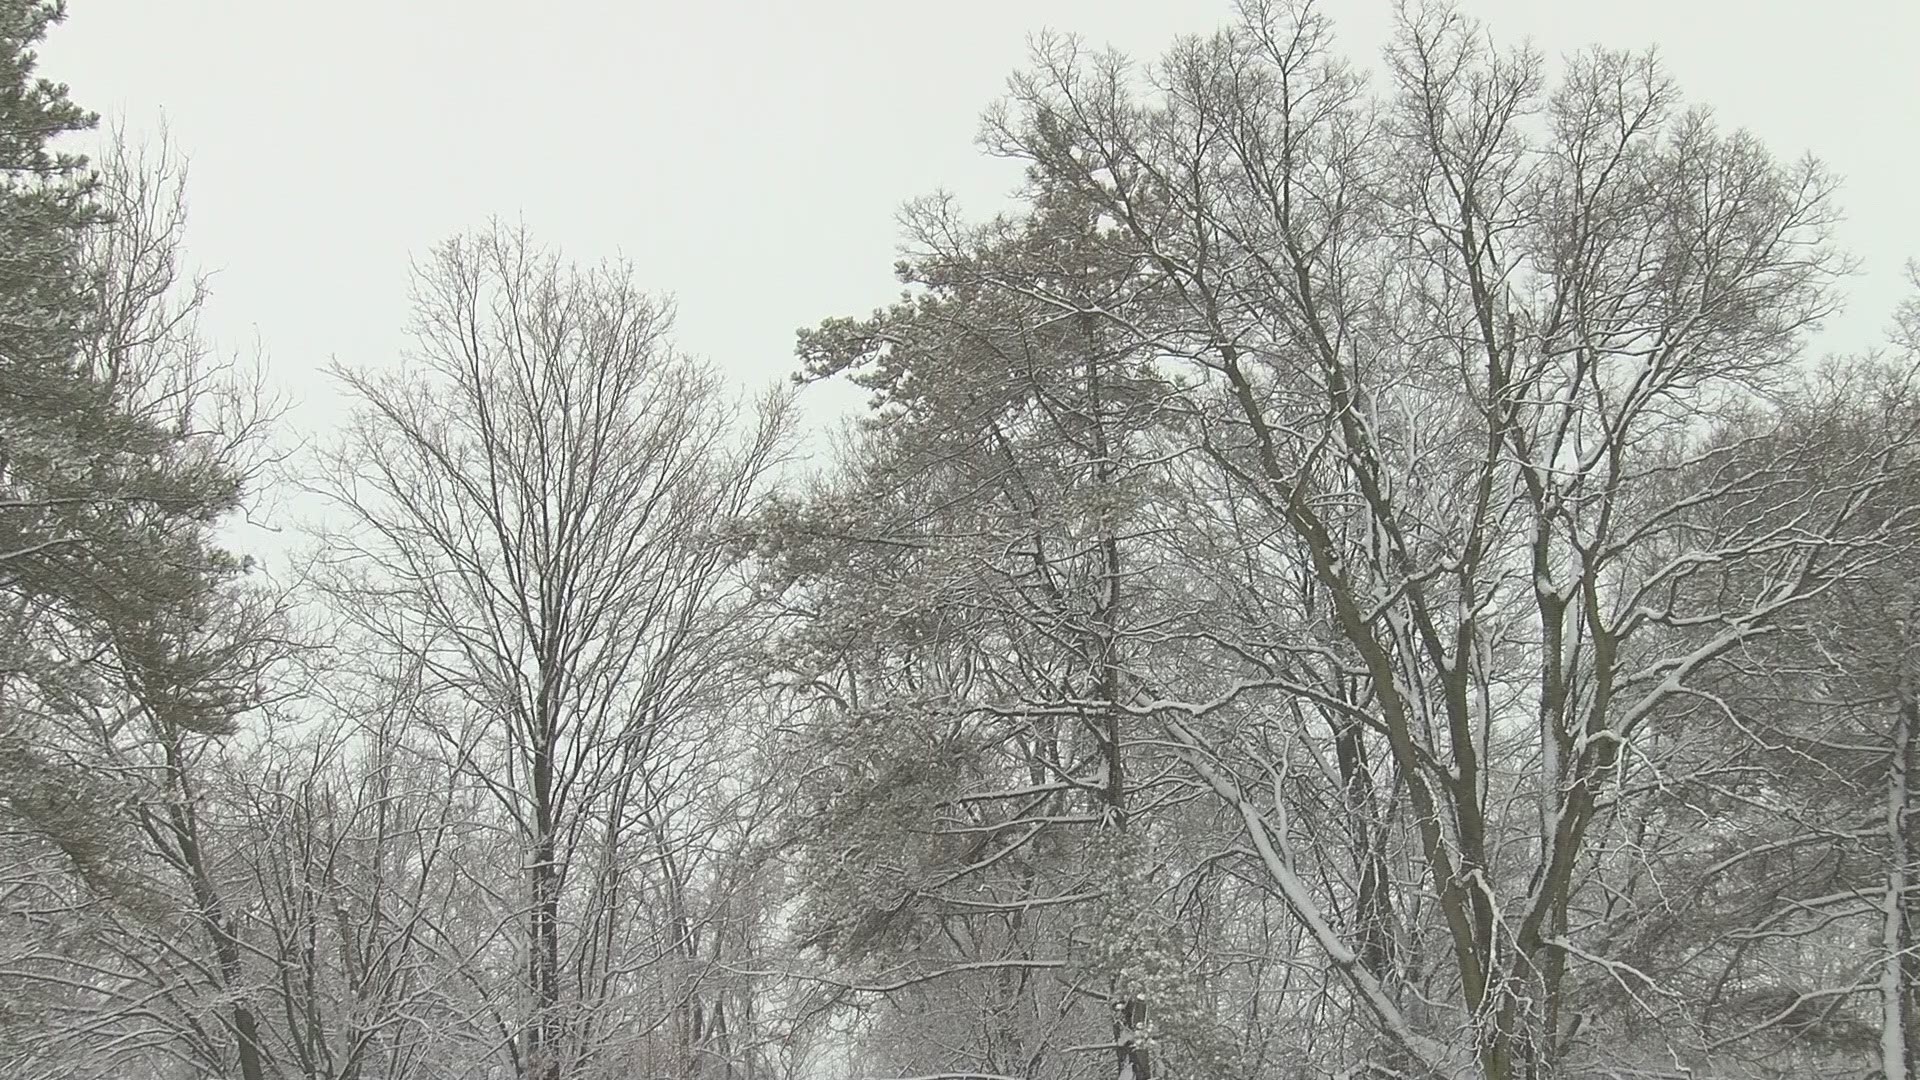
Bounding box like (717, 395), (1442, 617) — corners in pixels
(3, 2), (1918, 1078)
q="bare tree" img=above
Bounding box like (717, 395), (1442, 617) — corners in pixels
(311, 224), (788, 1080)
(934, 1), (1910, 1075)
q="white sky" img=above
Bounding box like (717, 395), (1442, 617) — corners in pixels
(39, 0), (1920, 489)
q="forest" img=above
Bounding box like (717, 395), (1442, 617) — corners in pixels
(3, 1), (1918, 1078)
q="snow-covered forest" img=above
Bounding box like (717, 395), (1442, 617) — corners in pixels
(4, 1), (1919, 1078)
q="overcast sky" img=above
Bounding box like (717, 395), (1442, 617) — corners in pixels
(39, 1), (1920, 470)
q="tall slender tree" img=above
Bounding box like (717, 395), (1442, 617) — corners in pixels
(314, 225), (789, 1080)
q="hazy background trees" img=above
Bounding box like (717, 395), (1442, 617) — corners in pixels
(4, 2), (1919, 1080)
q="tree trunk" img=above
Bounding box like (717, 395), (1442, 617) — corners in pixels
(1885, 665), (1917, 1080)
(530, 730), (563, 1080)
(1083, 321), (1151, 1080)
(161, 735), (270, 1080)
